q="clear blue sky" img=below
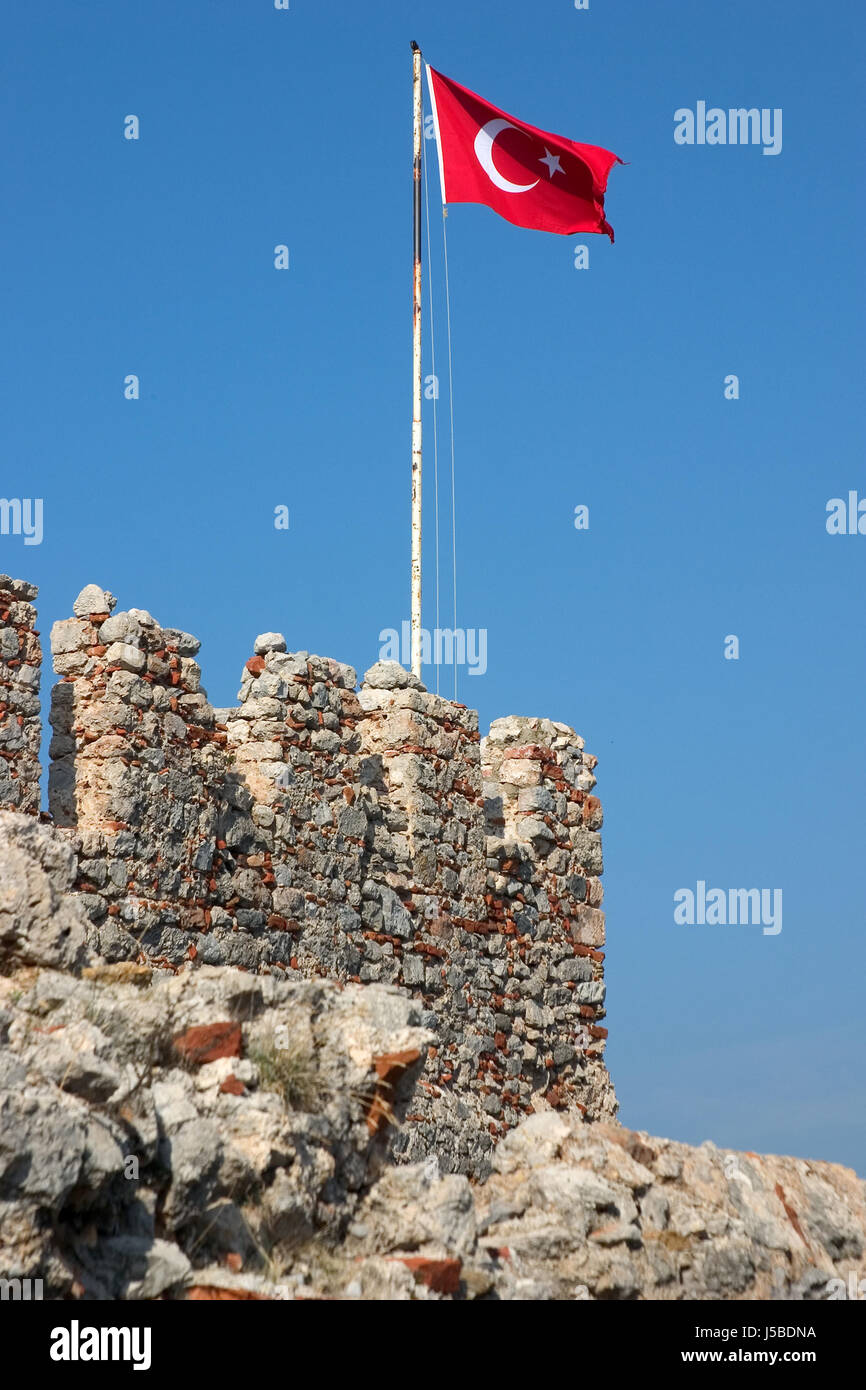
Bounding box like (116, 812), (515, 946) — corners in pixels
(2, 0), (864, 1171)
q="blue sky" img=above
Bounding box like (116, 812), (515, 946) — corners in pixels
(2, 0), (864, 1170)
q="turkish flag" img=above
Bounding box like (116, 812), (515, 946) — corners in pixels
(426, 66), (622, 241)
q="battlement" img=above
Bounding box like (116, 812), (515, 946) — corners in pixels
(0, 575), (41, 814)
(2, 578), (615, 1171)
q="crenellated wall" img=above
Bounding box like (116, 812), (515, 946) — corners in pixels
(2, 578), (616, 1172)
(0, 575), (42, 814)
(480, 718), (611, 1127)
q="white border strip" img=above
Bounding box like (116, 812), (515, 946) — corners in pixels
(425, 63), (447, 205)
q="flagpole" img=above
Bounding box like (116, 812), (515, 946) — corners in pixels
(410, 40), (423, 679)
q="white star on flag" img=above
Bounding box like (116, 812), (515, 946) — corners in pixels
(539, 147), (564, 178)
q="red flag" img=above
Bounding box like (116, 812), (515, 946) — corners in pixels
(426, 66), (622, 241)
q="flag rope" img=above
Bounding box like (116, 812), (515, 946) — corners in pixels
(422, 118), (441, 696)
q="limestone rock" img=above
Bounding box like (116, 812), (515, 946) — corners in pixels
(0, 812), (90, 971)
(254, 632), (287, 655)
(363, 661), (425, 691)
(72, 584), (116, 617)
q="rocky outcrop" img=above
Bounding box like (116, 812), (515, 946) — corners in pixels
(0, 816), (431, 1300)
(1, 810), (864, 1301)
(331, 1113), (866, 1301)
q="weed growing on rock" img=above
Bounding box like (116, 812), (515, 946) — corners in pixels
(248, 1032), (319, 1112)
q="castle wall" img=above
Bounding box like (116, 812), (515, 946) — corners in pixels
(0, 575), (42, 815)
(217, 641), (370, 974)
(481, 718), (612, 1125)
(47, 585), (227, 964)
(2, 578), (616, 1172)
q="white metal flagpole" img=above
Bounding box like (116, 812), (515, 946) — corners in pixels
(410, 41), (423, 679)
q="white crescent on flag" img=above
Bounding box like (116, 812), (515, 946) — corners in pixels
(473, 119), (540, 194)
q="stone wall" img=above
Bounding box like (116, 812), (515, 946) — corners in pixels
(0, 575), (41, 815)
(481, 717), (611, 1122)
(2, 578), (616, 1171)
(47, 584), (227, 964)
